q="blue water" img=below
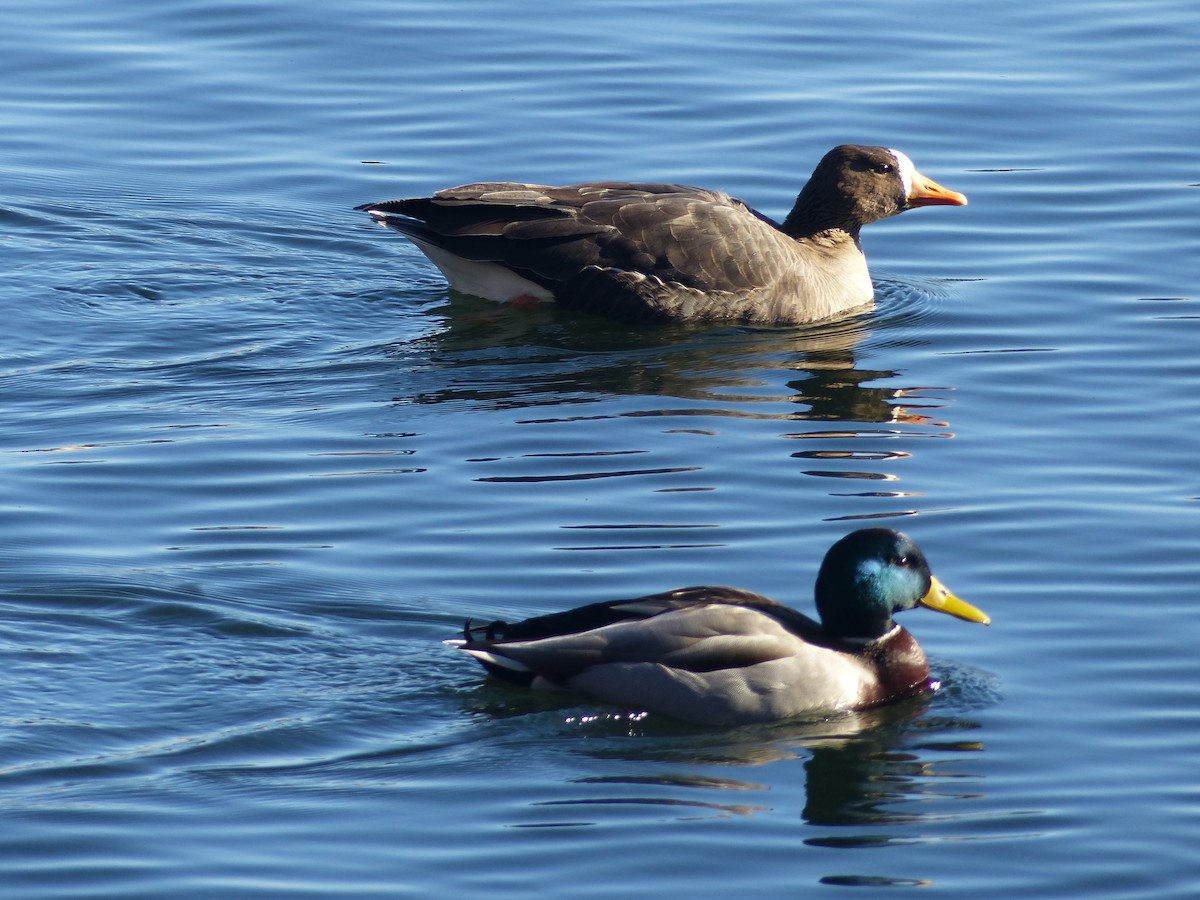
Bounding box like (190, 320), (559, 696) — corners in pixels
(3, 0), (1199, 895)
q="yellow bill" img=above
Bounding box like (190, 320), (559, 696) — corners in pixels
(919, 575), (990, 625)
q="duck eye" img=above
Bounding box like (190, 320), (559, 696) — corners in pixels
(873, 162), (895, 175)
(895, 555), (912, 568)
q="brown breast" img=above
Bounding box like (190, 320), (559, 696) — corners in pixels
(858, 627), (932, 708)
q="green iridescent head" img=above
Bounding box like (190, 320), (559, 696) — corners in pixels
(814, 528), (989, 640)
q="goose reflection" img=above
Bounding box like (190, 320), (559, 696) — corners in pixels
(377, 283), (951, 440)
(359, 284), (957, 534)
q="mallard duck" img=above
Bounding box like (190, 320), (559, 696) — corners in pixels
(357, 145), (966, 325)
(446, 527), (988, 725)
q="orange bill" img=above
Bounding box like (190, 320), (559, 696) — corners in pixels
(907, 171), (968, 207)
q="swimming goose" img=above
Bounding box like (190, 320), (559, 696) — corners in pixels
(446, 527), (989, 726)
(357, 145), (966, 325)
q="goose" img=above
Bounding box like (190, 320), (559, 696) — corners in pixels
(446, 527), (989, 726)
(357, 145), (966, 325)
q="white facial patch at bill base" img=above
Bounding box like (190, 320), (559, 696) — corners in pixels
(887, 148), (916, 199)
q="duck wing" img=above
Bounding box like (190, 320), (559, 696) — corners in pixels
(454, 586), (827, 686)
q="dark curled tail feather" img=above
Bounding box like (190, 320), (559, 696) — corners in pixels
(462, 618), (513, 642)
(458, 619), (536, 687)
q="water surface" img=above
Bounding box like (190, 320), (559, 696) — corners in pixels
(2, 0), (1199, 896)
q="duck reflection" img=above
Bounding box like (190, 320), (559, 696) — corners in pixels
(800, 711), (985, 830)
(584, 698), (985, 824)
(464, 680), (988, 831)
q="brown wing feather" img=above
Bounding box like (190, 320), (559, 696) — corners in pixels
(359, 182), (801, 313)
